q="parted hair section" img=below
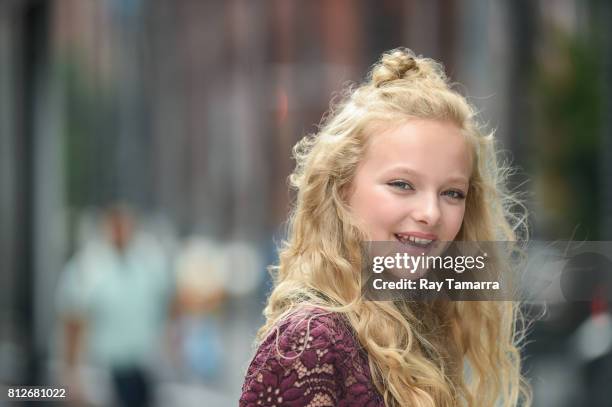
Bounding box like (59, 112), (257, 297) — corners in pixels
(257, 48), (530, 407)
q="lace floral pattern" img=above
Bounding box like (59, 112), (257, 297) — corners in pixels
(240, 310), (384, 407)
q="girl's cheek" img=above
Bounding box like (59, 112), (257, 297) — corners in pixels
(445, 206), (466, 236)
(377, 199), (405, 221)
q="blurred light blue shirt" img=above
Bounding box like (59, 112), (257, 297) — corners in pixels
(57, 234), (173, 368)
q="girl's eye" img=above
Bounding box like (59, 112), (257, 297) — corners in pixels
(388, 180), (414, 191)
(442, 190), (466, 200)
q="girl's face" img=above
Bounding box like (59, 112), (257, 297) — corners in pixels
(348, 119), (472, 247)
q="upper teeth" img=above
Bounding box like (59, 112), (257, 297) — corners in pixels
(397, 234), (433, 245)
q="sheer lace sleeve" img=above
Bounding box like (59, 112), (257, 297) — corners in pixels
(239, 310), (383, 407)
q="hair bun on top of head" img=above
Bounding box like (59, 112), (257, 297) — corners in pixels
(370, 48), (422, 87)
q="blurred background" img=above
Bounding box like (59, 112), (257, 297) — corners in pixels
(1, 0), (611, 406)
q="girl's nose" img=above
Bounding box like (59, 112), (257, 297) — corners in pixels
(411, 193), (441, 227)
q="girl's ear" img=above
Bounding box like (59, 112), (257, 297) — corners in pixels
(339, 182), (354, 205)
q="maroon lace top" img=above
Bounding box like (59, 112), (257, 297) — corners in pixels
(239, 308), (384, 406)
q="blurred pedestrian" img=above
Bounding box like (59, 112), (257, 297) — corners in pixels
(57, 204), (174, 407)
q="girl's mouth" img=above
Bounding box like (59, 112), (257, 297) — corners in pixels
(394, 233), (436, 249)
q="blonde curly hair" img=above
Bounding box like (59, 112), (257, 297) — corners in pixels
(257, 48), (531, 407)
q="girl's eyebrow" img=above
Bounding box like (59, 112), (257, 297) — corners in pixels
(445, 175), (470, 185)
(383, 165), (469, 185)
(382, 165), (421, 178)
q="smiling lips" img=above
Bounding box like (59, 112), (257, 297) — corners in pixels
(394, 232), (438, 248)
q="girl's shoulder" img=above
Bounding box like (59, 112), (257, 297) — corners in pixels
(250, 306), (362, 371)
(240, 306), (383, 406)
(273, 306), (356, 348)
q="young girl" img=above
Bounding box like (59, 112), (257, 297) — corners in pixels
(240, 48), (530, 407)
